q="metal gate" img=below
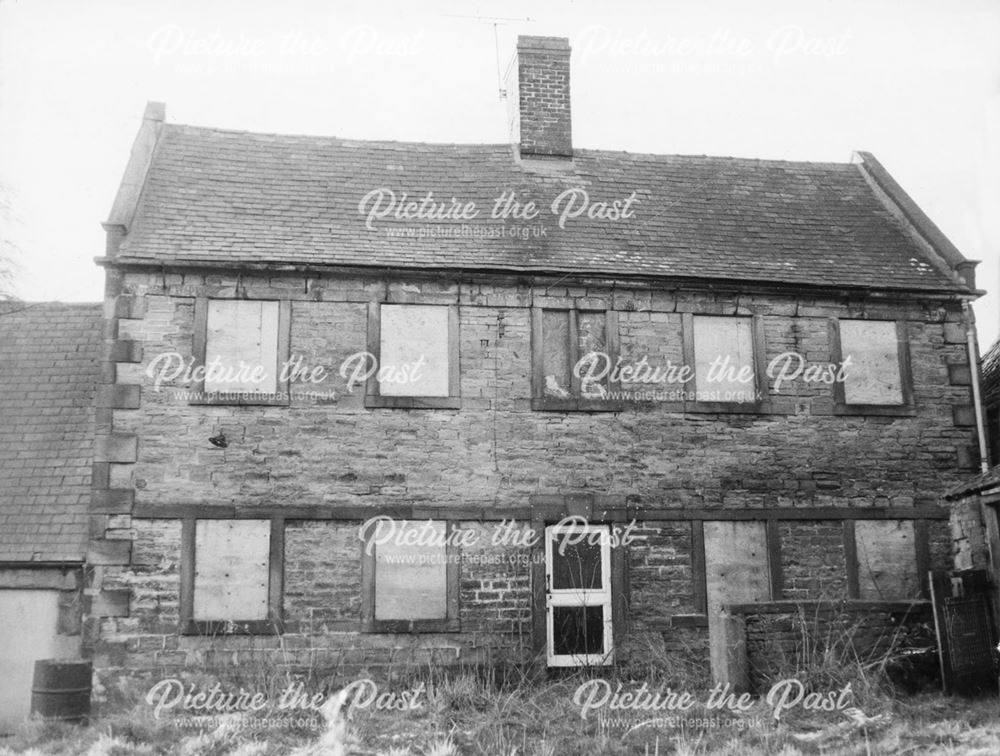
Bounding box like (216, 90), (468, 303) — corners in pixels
(929, 570), (998, 695)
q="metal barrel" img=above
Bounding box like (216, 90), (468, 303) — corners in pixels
(30, 660), (92, 724)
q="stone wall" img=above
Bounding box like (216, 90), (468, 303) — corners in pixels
(779, 521), (850, 600)
(99, 271), (977, 510)
(628, 522), (697, 629)
(950, 496), (991, 571)
(85, 268), (978, 686)
(91, 518), (536, 689)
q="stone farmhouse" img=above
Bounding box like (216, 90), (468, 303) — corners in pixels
(1, 36), (990, 710)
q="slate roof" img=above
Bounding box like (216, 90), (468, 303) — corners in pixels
(0, 303), (102, 562)
(947, 465), (1000, 499)
(982, 337), (1000, 406)
(115, 124), (969, 293)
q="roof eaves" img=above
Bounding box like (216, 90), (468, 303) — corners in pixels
(98, 255), (975, 299)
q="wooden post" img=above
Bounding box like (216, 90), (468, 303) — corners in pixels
(712, 607), (749, 692)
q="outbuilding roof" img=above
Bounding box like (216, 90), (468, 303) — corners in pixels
(946, 465), (1000, 500)
(982, 337), (1000, 406)
(0, 303), (102, 562)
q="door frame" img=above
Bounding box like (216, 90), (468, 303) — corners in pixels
(544, 522), (615, 667)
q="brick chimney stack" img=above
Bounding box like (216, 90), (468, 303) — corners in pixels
(505, 36), (572, 158)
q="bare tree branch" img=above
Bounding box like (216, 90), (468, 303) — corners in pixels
(0, 184), (23, 301)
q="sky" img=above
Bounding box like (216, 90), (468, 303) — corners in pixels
(1, 0), (998, 348)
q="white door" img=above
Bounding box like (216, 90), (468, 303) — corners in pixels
(545, 523), (614, 667)
(0, 590), (73, 733)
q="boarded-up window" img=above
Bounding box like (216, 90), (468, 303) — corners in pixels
(379, 305), (450, 397)
(692, 316), (756, 403)
(541, 309), (611, 399)
(839, 320), (903, 405)
(205, 300), (280, 393)
(193, 520), (271, 621)
(543, 310), (572, 398)
(703, 520), (771, 681)
(374, 520), (447, 620)
(578, 312), (608, 398)
(855, 520), (919, 599)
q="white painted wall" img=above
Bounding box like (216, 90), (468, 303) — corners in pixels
(0, 590), (76, 734)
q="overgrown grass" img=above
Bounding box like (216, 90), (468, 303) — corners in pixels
(1, 624), (997, 755)
(748, 602), (943, 721)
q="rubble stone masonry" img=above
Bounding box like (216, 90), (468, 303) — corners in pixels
(85, 268), (976, 687)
